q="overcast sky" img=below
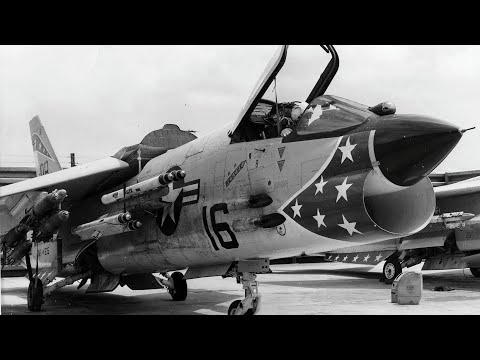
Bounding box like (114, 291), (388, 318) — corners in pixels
(0, 45), (478, 173)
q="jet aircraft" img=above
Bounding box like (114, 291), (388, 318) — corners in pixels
(324, 168), (480, 284)
(0, 45), (464, 314)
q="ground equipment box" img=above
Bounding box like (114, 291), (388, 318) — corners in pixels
(391, 271), (422, 305)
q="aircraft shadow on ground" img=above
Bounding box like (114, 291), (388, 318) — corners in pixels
(266, 269), (480, 292)
(1, 287), (29, 296)
(1, 286), (242, 315)
(271, 268), (381, 278)
(261, 278), (391, 290)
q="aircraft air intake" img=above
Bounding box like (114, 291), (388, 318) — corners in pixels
(363, 170), (435, 235)
(280, 127), (440, 243)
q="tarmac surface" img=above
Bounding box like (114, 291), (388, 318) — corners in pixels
(2, 262), (480, 315)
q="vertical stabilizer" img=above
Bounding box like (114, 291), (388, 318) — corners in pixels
(29, 116), (62, 176)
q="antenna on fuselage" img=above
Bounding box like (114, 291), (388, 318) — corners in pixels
(273, 77), (281, 137)
(137, 148), (142, 174)
(123, 182), (127, 214)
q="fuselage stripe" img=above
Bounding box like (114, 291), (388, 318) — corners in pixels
(183, 184), (199, 193)
(183, 195), (198, 204)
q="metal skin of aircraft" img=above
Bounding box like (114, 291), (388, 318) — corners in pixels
(30, 115), (63, 176)
(325, 171), (480, 284)
(0, 116), (64, 273)
(0, 45), (464, 314)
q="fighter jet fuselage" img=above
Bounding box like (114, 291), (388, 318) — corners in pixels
(0, 45), (465, 314)
(51, 96), (462, 277)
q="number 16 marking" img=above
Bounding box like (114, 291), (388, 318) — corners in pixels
(202, 203), (238, 251)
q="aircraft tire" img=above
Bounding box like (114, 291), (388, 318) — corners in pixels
(169, 272), (187, 301)
(244, 307), (255, 315)
(383, 259), (402, 284)
(27, 278), (43, 312)
(228, 300), (242, 315)
(470, 268), (480, 278)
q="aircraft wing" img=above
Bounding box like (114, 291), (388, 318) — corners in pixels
(0, 157), (129, 201)
(434, 175), (480, 198)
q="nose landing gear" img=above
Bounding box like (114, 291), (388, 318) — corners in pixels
(228, 272), (261, 315)
(227, 259), (269, 315)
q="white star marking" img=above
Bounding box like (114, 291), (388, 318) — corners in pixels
(334, 255), (340, 261)
(307, 105), (324, 126)
(335, 177), (353, 203)
(313, 209), (326, 228)
(375, 254), (383, 262)
(352, 255), (359, 262)
(338, 137), (357, 164)
(161, 183), (182, 203)
(363, 254), (370, 262)
(327, 255), (333, 260)
(342, 255), (348, 261)
(161, 203), (176, 226)
(338, 215), (362, 236)
(315, 176), (328, 195)
(291, 199), (303, 219)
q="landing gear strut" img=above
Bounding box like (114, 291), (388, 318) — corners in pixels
(158, 272), (188, 301)
(25, 254), (43, 312)
(228, 272), (261, 315)
(27, 278), (43, 312)
(227, 259), (269, 315)
(168, 272), (188, 301)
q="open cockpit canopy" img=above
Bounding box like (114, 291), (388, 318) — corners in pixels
(229, 45), (345, 143)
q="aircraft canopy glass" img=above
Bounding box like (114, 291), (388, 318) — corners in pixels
(296, 95), (372, 136)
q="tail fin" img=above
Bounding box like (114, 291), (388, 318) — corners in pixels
(29, 116), (62, 176)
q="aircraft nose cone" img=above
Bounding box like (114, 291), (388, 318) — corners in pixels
(373, 114), (462, 186)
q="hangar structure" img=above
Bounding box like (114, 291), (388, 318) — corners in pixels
(0, 167), (36, 186)
(0, 167), (35, 276)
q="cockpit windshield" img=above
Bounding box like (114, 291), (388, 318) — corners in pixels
(296, 95), (372, 136)
(229, 46), (375, 143)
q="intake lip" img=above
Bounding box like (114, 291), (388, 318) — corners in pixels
(372, 114), (462, 187)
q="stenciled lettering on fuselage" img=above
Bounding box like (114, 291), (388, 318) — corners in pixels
(225, 160), (246, 187)
(156, 166), (200, 236)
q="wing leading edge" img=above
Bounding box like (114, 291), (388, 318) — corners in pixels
(0, 157), (129, 201)
(434, 175), (480, 199)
